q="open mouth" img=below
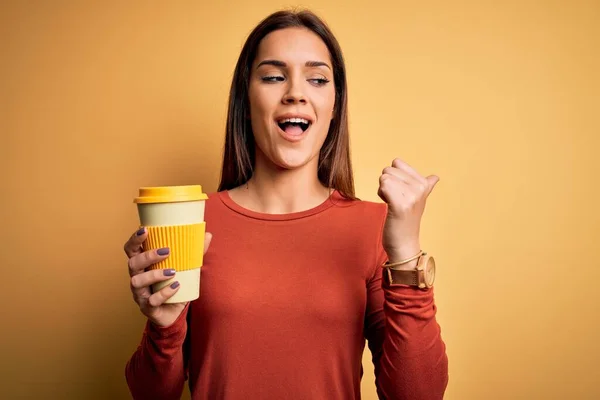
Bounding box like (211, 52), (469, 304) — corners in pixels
(276, 117), (312, 136)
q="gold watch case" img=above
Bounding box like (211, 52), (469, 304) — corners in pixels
(385, 252), (436, 289)
(417, 253), (436, 289)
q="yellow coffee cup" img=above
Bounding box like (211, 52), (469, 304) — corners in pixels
(133, 185), (208, 303)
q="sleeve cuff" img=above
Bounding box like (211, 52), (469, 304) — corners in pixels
(382, 280), (436, 310)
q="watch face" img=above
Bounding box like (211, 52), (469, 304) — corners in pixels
(425, 257), (436, 286)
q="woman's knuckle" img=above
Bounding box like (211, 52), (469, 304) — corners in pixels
(148, 295), (160, 307)
(130, 275), (141, 288)
(127, 258), (136, 272)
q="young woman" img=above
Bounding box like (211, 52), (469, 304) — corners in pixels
(124, 9), (448, 400)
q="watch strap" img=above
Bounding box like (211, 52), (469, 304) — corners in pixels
(386, 268), (418, 286)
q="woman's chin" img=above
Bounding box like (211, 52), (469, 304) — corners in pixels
(271, 151), (316, 171)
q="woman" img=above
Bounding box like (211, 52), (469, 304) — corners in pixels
(124, 9), (448, 400)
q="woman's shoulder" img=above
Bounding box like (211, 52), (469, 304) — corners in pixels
(329, 194), (387, 248)
(331, 192), (388, 222)
(205, 191), (226, 209)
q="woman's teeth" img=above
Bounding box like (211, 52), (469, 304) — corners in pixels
(278, 118), (310, 124)
(277, 117), (311, 134)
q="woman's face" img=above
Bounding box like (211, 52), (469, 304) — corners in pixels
(248, 27), (336, 171)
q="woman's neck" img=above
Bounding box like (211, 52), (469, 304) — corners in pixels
(228, 155), (331, 215)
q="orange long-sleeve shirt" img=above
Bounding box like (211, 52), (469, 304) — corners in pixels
(125, 190), (448, 399)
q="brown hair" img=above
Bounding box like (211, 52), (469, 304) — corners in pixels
(217, 9), (356, 200)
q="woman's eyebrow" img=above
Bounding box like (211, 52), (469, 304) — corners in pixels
(305, 61), (331, 70)
(256, 59), (331, 70)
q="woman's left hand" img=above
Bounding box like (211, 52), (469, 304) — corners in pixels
(378, 158), (439, 270)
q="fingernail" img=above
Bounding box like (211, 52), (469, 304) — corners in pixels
(157, 248), (170, 256)
(170, 281), (180, 289)
(136, 227), (145, 236)
(163, 269), (176, 276)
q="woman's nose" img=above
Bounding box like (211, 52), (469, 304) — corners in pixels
(282, 80), (307, 105)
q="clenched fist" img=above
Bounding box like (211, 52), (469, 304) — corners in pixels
(378, 158), (439, 270)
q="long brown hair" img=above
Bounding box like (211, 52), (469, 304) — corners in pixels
(217, 9), (356, 200)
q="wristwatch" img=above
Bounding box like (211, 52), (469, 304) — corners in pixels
(384, 252), (436, 289)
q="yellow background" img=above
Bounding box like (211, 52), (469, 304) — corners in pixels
(2, 1), (599, 399)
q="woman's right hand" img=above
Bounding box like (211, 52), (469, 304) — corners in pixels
(123, 227), (213, 328)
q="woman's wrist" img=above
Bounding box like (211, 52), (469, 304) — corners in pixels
(386, 243), (422, 270)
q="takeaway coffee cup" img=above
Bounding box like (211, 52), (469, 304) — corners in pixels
(133, 185), (208, 303)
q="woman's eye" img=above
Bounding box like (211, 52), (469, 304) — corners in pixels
(262, 76), (284, 82)
(309, 78), (330, 86)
